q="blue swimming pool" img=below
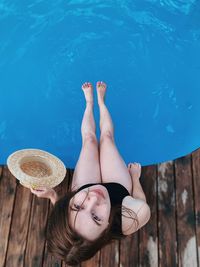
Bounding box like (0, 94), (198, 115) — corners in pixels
(0, 1), (200, 167)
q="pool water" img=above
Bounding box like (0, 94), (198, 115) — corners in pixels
(0, 0), (200, 167)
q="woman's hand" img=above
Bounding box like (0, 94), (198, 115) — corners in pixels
(30, 186), (58, 205)
(128, 162), (141, 182)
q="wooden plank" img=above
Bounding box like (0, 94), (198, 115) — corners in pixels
(139, 165), (158, 267)
(0, 166), (17, 267)
(42, 169), (69, 267)
(192, 148), (200, 266)
(0, 166), (3, 181)
(61, 169), (81, 267)
(42, 205), (62, 267)
(24, 193), (49, 266)
(43, 254), (62, 267)
(5, 182), (32, 267)
(100, 241), (120, 267)
(119, 234), (139, 267)
(42, 168), (78, 267)
(157, 161), (177, 267)
(81, 251), (100, 267)
(1, 151), (199, 267)
(175, 154), (198, 267)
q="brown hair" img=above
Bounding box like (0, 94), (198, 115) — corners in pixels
(46, 190), (138, 265)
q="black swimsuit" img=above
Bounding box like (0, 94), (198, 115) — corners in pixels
(76, 182), (130, 236)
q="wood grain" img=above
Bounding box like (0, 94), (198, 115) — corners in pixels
(192, 148), (200, 266)
(120, 234), (139, 267)
(175, 154), (198, 267)
(5, 182), (32, 267)
(157, 161), (177, 267)
(139, 165), (158, 267)
(24, 194), (49, 266)
(43, 169), (70, 267)
(1, 149), (200, 267)
(81, 251), (100, 267)
(100, 241), (120, 267)
(0, 166), (17, 267)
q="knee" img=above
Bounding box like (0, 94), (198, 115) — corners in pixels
(83, 133), (98, 145)
(100, 131), (114, 144)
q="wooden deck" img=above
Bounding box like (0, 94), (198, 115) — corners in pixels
(0, 148), (200, 267)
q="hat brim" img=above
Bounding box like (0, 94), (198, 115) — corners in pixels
(7, 149), (67, 189)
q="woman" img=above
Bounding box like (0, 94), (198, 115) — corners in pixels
(31, 81), (151, 265)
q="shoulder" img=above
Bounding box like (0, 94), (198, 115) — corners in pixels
(121, 196), (151, 235)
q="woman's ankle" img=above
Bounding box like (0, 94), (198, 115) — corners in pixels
(86, 101), (94, 107)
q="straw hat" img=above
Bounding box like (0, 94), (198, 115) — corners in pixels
(7, 149), (67, 189)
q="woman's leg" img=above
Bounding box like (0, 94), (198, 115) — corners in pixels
(71, 82), (101, 190)
(97, 81), (132, 194)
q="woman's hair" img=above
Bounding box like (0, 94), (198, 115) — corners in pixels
(46, 189), (138, 265)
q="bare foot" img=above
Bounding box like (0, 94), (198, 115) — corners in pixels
(82, 82), (93, 104)
(96, 81), (106, 105)
(128, 162), (141, 180)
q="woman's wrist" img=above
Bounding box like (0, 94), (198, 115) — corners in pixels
(131, 179), (146, 202)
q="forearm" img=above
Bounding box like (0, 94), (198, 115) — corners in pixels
(132, 179), (146, 202)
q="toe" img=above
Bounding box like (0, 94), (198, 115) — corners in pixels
(88, 82), (92, 87)
(82, 82), (92, 89)
(103, 82), (107, 88)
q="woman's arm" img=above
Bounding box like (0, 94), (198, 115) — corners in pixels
(121, 163), (150, 235)
(30, 187), (58, 206)
(132, 178), (146, 202)
(128, 163), (147, 202)
(122, 196), (151, 235)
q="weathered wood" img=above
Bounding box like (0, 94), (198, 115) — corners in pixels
(157, 161), (177, 267)
(61, 169), (81, 267)
(43, 169), (70, 267)
(0, 166), (17, 267)
(43, 169), (81, 267)
(120, 234), (139, 267)
(192, 148), (200, 266)
(139, 165), (158, 267)
(1, 149), (200, 266)
(5, 182), (32, 267)
(81, 251), (100, 267)
(24, 194), (49, 266)
(0, 166), (3, 181)
(175, 154), (198, 267)
(43, 237), (62, 267)
(100, 241), (120, 267)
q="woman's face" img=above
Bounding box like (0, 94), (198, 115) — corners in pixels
(69, 185), (111, 241)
